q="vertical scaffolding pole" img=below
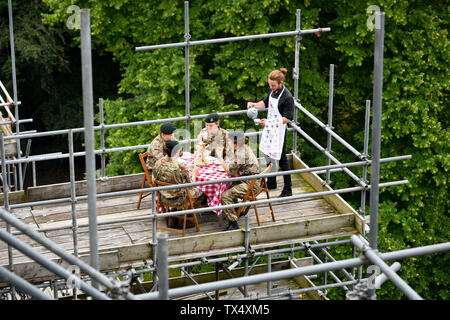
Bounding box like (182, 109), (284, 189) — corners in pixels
(157, 232), (169, 300)
(369, 12), (385, 251)
(68, 130), (79, 258)
(184, 2), (191, 139)
(292, 9), (301, 154)
(361, 99), (371, 237)
(8, 0), (23, 191)
(1, 133), (16, 299)
(99, 98), (106, 178)
(80, 9), (99, 277)
(325, 64), (334, 184)
(368, 11), (385, 300)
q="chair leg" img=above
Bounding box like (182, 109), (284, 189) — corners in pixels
(266, 190), (275, 222)
(192, 213), (200, 232)
(181, 214), (187, 237)
(253, 204), (261, 226)
(137, 175), (146, 209)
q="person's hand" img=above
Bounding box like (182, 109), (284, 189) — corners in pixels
(221, 159), (227, 171)
(192, 166), (199, 181)
(247, 102), (254, 109)
(259, 119), (266, 126)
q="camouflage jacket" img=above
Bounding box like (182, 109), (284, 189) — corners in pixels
(153, 155), (192, 200)
(146, 134), (165, 170)
(195, 127), (233, 159)
(228, 144), (261, 178)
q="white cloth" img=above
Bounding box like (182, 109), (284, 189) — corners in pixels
(259, 87), (286, 161)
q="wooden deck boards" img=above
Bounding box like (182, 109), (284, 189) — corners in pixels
(0, 157), (361, 284)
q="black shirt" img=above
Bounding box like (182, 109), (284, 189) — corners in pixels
(262, 86), (294, 121)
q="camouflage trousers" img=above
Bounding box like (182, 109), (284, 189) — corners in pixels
(161, 187), (205, 207)
(221, 180), (259, 222)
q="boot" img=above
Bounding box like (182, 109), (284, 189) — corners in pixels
(225, 220), (239, 231)
(267, 177), (277, 190)
(279, 187), (292, 198)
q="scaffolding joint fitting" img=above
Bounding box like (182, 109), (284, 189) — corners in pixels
(184, 33), (191, 42)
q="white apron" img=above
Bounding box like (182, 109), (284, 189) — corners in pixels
(259, 86), (286, 161)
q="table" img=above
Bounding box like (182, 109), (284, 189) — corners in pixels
(179, 152), (232, 215)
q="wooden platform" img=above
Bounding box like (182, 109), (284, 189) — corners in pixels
(0, 155), (363, 285)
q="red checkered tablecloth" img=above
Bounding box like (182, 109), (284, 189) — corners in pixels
(180, 153), (232, 216)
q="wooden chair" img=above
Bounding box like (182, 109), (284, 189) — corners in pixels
(137, 152), (154, 209)
(153, 179), (200, 237)
(236, 163), (275, 226)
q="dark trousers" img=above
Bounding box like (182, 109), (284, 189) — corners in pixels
(265, 131), (292, 190)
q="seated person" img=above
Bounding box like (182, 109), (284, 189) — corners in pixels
(153, 139), (206, 208)
(146, 122), (177, 171)
(195, 113), (233, 160)
(220, 130), (261, 231)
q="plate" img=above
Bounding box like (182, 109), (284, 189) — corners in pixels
(195, 159), (210, 166)
(216, 168), (226, 172)
(204, 169), (214, 174)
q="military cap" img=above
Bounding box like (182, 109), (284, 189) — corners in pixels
(205, 113), (220, 123)
(160, 122), (177, 134)
(165, 139), (180, 149)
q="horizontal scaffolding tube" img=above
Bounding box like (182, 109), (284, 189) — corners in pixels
(10, 180), (409, 236)
(0, 265), (54, 300)
(290, 122), (366, 187)
(136, 28), (330, 52)
(137, 256), (364, 299)
(8, 155), (411, 203)
(294, 101), (362, 158)
(2, 109), (254, 142)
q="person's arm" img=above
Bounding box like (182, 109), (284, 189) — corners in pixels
(280, 95), (294, 124)
(247, 100), (265, 110)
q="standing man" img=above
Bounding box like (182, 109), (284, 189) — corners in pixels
(247, 68), (294, 197)
(146, 122), (177, 170)
(195, 113), (233, 160)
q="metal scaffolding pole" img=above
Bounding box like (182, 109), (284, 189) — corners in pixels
(136, 27), (330, 52)
(80, 9), (99, 276)
(368, 11), (385, 252)
(157, 232), (169, 300)
(292, 9), (301, 155)
(325, 64), (334, 184)
(8, 0), (23, 191)
(0, 132), (16, 299)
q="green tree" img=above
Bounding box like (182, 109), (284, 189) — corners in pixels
(42, 0), (449, 299)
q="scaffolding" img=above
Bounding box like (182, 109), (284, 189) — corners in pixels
(0, 2), (448, 301)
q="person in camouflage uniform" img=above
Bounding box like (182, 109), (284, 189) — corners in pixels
(153, 140), (206, 208)
(146, 122), (177, 170)
(195, 113), (233, 160)
(220, 130), (261, 231)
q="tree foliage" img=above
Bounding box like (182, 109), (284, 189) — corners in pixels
(38, 0), (449, 299)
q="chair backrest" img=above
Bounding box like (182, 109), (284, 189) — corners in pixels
(139, 152), (154, 186)
(260, 163), (273, 176)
